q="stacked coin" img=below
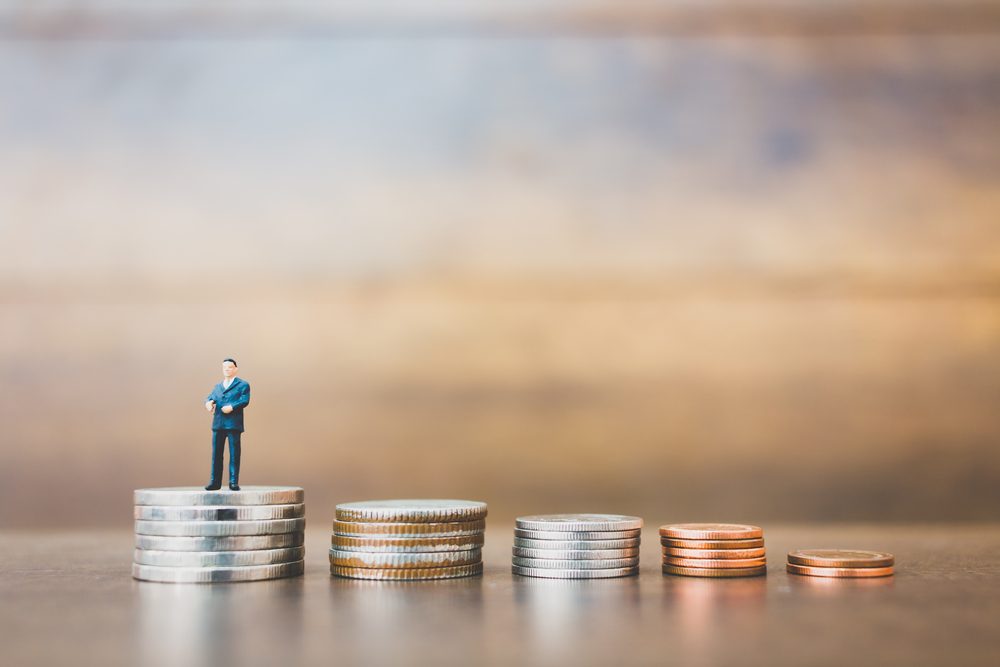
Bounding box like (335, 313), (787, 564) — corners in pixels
(786, 549), (895, 578)
(330, 500), (487, 580)
(660, 523), (767, 578)
(512, 514), (642, 579)
(133, 486), (305, 583)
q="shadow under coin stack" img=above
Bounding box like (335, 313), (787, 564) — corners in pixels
(660, 523), (767, 578)
(330, 500), (487, 581)
(786, 549), (895, 578)
(132, 486), (306, 583)
(512, 514), (643, 579)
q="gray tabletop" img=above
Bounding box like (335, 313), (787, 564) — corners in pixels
(2, 525), (998, 666)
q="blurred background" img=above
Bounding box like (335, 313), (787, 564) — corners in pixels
(1, 0), (999, 529)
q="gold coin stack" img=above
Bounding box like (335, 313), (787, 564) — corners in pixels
(660, 523), (767, 578)
(330, 499), (487, 581)
(786, 549), (895, 578)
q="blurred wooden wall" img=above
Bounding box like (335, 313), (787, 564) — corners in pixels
(1, 1), (999, 527)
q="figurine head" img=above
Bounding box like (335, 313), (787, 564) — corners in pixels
(222, 358), (238, 378)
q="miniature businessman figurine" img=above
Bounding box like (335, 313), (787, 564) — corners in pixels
(204, 358), (250, 491)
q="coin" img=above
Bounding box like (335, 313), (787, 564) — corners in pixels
(332, 534), (484, 552)
(660, 537), (765, 549)
(515, 528), (641, 541)
(133, 547), (305, 567)
(786, 563), (894, 578)
(334, 519), (485, 537)
(134, 504), (304, 521)
(662, 547), (766, 559)
(786, 549), (894, 568)
(134, 518), (305, 537)
(335, 500), (487, 523)
(329, 548), (482, 568)
(662, 564), (767, 578)
(516, 514), (643, 532)
(514, 537), (641, 550)
(512, 565), (638, 579)
(659, 523), (763, 540)
(664, 556), (767, 569)
(331, 562), (483, 580)
(512, 556), (639, 570)
(134, 486), (304, 506)
(132, 560), (304, 583)
(513, 547), (640, 560)
(135, 533), (304, 551)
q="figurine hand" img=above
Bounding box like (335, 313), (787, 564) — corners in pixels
(221, 405), (233, 414)
(205, 401), (215, 413)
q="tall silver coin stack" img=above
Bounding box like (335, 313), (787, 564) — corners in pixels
(133, 486), (306, 583)
(512, 514), (643, 579)
(330, 499), (487, 581)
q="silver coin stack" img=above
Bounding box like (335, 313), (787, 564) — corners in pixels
(133, 486), (306, 583)
(330, 499), (487, 581)
(512, 514), (643, 579)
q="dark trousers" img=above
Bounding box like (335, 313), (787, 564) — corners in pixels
(209, 429), (241, 485)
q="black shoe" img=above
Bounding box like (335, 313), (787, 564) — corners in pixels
(205, 483), (222, 491)
(229, 483), (241, 491)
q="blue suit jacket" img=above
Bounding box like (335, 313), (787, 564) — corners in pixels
(206, 377), (251, 432)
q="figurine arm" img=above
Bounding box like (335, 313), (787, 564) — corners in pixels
(222, 385), (250, 415)
(229, 384), (251, 411)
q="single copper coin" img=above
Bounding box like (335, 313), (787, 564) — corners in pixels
(663, 564), (766, 578)
(662, 546), (766, 559)
(660, 537), (765, 550)
(665, 556), (767, 569)
(332, 534), (484, 552)
(331, 563), (483, 581)
(659, 524), (763, 540)
(786, 563), (894, 578)
(786, 549), (894, 568)
(333, 519), (485, 536)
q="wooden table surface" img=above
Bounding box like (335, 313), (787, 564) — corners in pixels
(2, 525), (998, 666)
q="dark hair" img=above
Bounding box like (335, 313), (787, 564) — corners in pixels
(222, 358), (238, 367)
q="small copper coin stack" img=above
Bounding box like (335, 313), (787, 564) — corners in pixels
(786, 549), (895, 578)
(330, 499), (487, 581)
(660, 523), (767, 578)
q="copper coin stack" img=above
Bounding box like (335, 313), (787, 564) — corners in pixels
(330, 499), (487, 581)
(786, 549), (895, 578)
(660, 523), (767, 578)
